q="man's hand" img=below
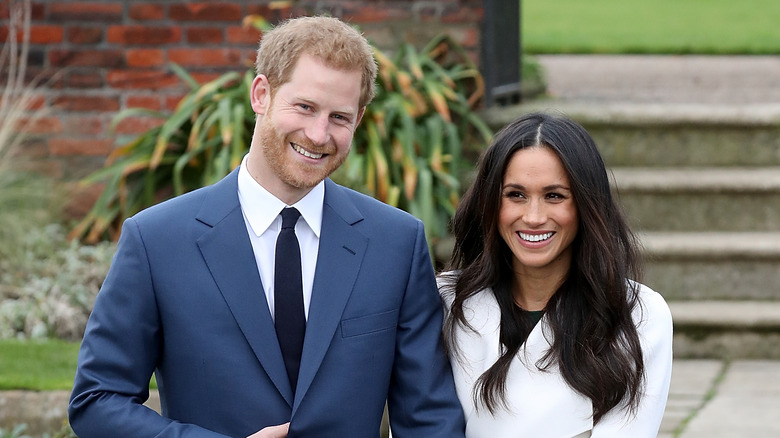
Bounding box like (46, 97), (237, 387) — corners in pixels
(247, 423), (290, 438)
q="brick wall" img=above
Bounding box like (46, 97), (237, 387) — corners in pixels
(1, 0), (483, 214)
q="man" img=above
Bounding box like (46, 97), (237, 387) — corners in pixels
(68, 16), (465, 438)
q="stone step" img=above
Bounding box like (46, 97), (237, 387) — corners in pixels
(641, 232), (780, 301)
(612, 167), (780, 232)
(479, 102), (780, 167)
(670, 301), (780, 359)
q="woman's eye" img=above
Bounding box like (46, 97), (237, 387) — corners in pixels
(505, 191), (524, 199)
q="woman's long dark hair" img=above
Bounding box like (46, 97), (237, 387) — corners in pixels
(442, 112), (645, 424)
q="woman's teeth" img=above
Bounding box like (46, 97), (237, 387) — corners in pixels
(518, 232), (553, 242)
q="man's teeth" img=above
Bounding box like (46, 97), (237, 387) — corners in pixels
(518, 232), (553, 242)
(293, 143), (323, 159)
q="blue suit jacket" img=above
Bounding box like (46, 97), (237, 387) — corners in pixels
(69, 170), (465, 438)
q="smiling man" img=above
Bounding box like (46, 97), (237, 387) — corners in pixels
(69, 16), (465, 438)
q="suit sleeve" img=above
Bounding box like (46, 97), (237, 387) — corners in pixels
(386, 220), (466, 438)
(68, 218), (230, 438)
(591, 287), (674, 437)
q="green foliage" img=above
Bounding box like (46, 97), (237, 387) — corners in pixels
(333, 34), (492, 246)
(0, 424), (31, 438)
(0, 223), (115, 340)
(72, 34), (492, 249)
(0, 422), (77, 438)
(71, 66), (255, 243)
(523, 0), (780, 54)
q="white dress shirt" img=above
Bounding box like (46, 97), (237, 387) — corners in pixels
(237, 156), (323, 320)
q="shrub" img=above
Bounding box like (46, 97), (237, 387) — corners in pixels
(71, 27), (492, 252)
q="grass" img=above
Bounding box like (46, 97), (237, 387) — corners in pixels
(0, 339), (80, 390)
(523, 0), (780, 54)
(0, 339), (158, 391)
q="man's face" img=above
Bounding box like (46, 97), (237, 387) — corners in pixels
(248, 53), (364, 204)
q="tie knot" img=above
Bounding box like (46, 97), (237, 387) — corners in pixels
(280, 207), (301, 230)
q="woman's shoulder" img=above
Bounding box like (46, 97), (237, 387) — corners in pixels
(629, 280), (673, 329)
(436, 270), (499, 323)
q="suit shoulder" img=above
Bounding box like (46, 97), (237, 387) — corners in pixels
(131, 184), (212, 227)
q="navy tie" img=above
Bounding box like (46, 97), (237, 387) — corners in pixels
(274, 207), (305, 393)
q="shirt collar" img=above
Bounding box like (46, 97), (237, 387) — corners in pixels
(237, 155), (324, 237)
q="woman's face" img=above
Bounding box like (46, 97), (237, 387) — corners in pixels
(498, 146), (579, 276)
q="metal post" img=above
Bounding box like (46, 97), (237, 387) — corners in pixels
(481, 0), (522, 107)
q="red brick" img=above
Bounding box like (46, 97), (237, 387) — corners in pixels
(63, 71), (105, 88)
(441, 6), (484, 24)
(62, 116), (104, 136)
(68, 26), (104, 44)
(126, 49), (165, 68)
(50, 49), (124, 67)
(1, 25), (63, 44)
(246, 4), (295, 21)
(49, 138), (113, 156)
(165, 93), (187, 111)
(342, 6), (397, 23)
(168, 48), (244, 68)
(31, 2), (46, 20)
(50, 2), (123, 21)
(226, 25), (261, 45)
(186, 27), (224, 44)
(107, 70), (182, 90)
(52, 95), (120, 112)
(6, 94), (47, 111)
(112, 116), (165, 135)
(17, 116), (63, 135)
(30, 94), (46, 110)
(107, 25), (182, 45)
(170, 3), (243, 22)
(28, 25), (64, 44)
(190, 72), (224, 84)
(16, 138), (49, 159)
(127, 95), (162, 111)
(129, 3), (165, 20)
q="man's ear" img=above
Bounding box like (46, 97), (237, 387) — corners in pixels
(251, 75), (271, 115)
(355, 107), (366, 127)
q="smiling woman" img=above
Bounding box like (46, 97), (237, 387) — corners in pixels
(438, 112), (673, 438)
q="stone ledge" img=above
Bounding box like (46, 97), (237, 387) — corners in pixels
(670, 300), (780, 329)
(481, 101), (780, 128)
(640, 232), (780, 260)
(612, 167), (780, 193)
(0, 390), (160, 436)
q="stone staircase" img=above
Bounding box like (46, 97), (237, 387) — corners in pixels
(480, 80), (780, 359)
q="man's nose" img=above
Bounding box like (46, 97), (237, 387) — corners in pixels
(305, 115), (330, 146)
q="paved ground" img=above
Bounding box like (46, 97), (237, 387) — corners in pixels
(537, 54), (780, 438)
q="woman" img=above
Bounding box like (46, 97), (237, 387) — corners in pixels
(439, 112), (672, 437)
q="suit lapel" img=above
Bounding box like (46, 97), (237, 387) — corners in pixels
(293, 180), (368, 414)
(195, 170), (293, 406)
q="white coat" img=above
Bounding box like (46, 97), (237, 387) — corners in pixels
(439, 276), (673, 438)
